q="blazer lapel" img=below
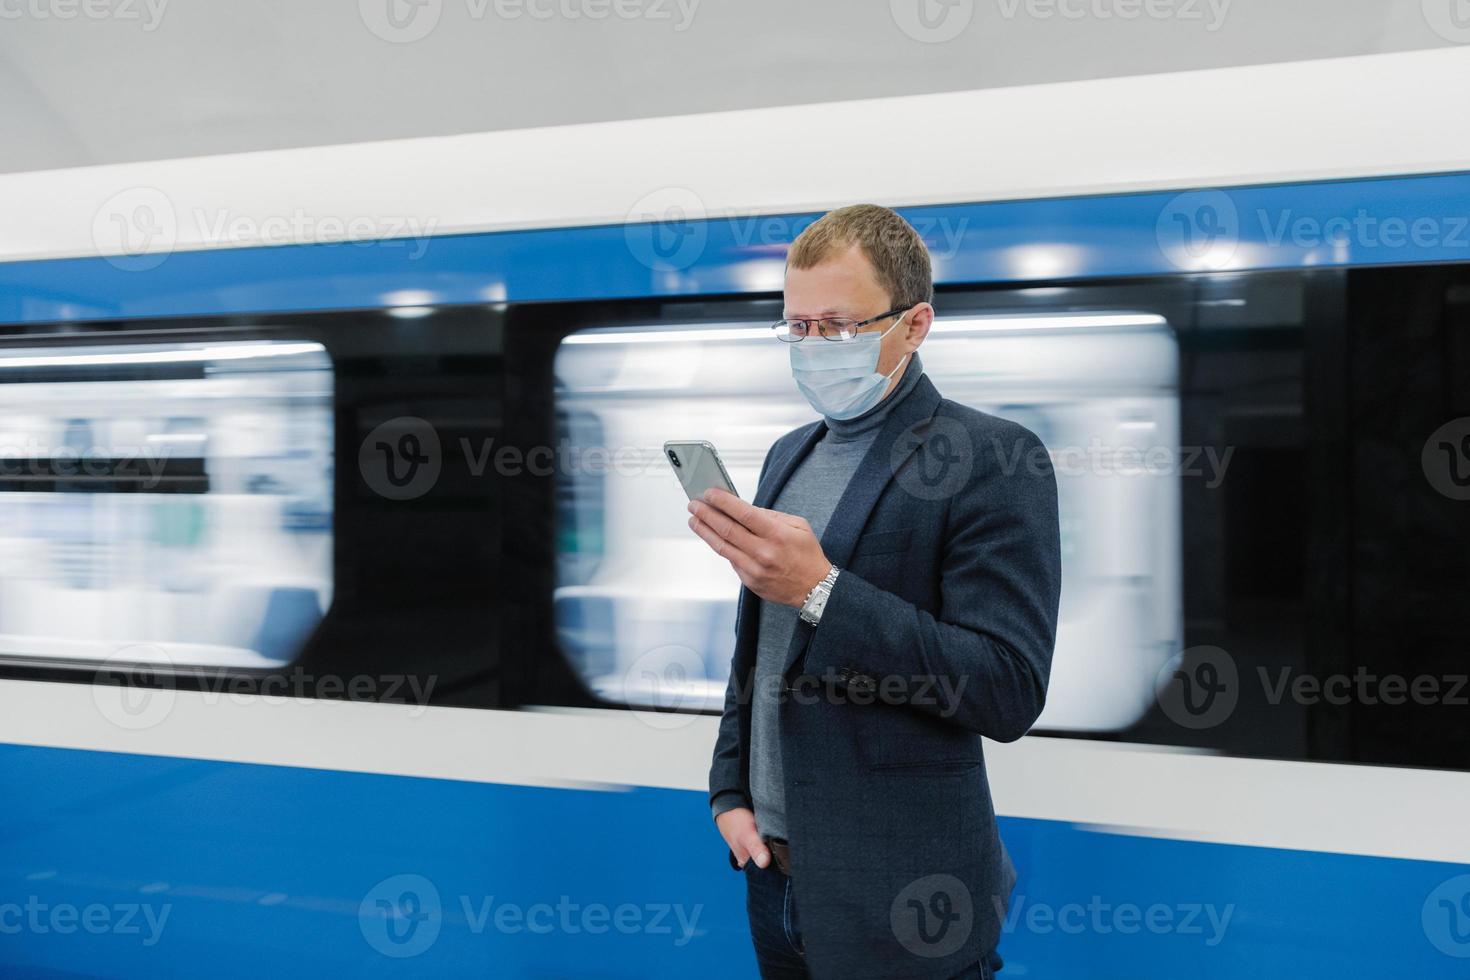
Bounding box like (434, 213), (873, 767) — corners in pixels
(778, 373), (944, 676)
(816, 373), (943, 569)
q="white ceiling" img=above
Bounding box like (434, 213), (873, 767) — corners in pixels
(0, 0), (1458, 174)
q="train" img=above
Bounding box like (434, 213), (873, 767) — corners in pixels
(2, 45), (1470, 978)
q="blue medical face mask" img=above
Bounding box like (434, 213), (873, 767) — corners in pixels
(788, 314), (911, 420)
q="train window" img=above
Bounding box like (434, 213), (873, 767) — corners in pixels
(550, 314), (1182, 731)
(0, 339), (333, 670)
(923, 314), (1181, 733)
(553, 323), (780, 713)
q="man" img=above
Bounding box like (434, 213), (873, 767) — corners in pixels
(690, 205), (1061, 979)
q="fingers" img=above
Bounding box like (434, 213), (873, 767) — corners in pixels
(688, 515), (761, 579)
(702, 487), (780, 537)
(742, 827), (770, 869)
(775, 511), (810, 531)
(688, 499), (764, 557)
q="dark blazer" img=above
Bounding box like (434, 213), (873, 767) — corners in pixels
(708, 373), (1062, 979)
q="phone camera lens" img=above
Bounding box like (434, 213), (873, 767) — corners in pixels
(667, 449), (682, 468)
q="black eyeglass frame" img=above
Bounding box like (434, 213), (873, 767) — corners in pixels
(771, 306), (910, 343)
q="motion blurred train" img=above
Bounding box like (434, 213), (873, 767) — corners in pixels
(2, 48), (1469, 978)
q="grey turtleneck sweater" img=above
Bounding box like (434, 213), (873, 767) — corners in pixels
(711, 353), (926, 839)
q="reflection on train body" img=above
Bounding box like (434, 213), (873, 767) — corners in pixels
(554, 313), (1181, 732)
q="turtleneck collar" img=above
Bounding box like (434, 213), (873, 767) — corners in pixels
(823, 351), (925, 443)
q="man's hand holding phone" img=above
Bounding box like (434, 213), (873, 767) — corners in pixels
(687, 488), (832, 609)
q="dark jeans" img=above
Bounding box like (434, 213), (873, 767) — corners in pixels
(743, 861), (998, 979)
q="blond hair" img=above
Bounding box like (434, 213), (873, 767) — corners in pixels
(788, 204), (933, 310)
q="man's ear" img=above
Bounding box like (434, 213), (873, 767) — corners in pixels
(905, 302), (935, 348)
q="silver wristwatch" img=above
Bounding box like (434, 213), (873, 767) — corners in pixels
(799, 565), (840, 625)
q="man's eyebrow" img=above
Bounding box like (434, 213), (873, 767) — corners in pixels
(782, 308), (852, 318)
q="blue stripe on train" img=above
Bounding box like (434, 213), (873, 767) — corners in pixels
(1, 742), (1466, 978)
(1, 172), (1468, 326)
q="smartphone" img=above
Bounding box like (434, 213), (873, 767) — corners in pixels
(664, 440), (739, 500)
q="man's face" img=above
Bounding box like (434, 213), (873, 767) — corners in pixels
(783, 243), (915, 379)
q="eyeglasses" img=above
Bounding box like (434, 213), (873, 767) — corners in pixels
(771, 307), (908, 343)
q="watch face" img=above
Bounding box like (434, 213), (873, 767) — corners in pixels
(801, 588), (829, 624)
